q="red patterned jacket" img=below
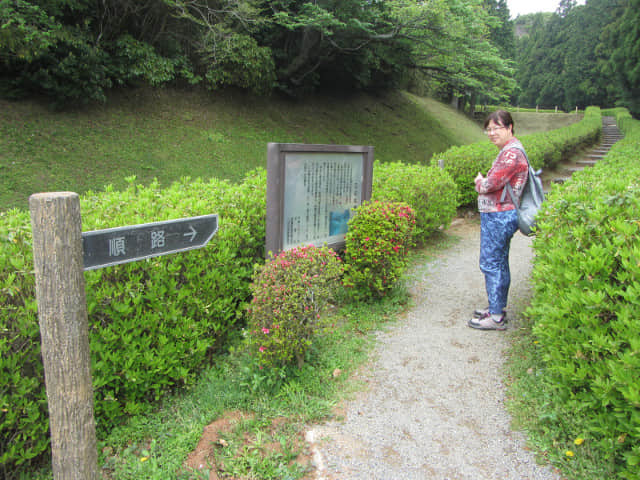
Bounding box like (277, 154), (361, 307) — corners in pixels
(475, 138), (529, 213)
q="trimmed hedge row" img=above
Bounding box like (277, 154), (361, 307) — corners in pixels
(372, 162), (458, 244)
(439, 107), (602, 206)
(1, 110), (604, 475)
(1, 171), (267, 475)
(527, 109), (640, 479)
(1, 159), (458, 475)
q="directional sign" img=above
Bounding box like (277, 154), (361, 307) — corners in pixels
(82, 214), (218, 270)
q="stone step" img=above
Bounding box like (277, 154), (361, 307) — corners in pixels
(543, 118), (621, 192)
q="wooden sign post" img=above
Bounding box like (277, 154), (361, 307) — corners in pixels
(29, 191), (219, 479)
(29, 192), (98, 480)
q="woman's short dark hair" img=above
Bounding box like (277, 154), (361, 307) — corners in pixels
(484, 110), (515, 134)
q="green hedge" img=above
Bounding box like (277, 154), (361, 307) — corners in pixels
(372, 162), (458, 244)
(526, 109), (640, 479)
(0, 208), (46, 475)
(1, 112), (608, 475)
(438, 107), (602, 206)
(1, 158), (458, 475)
(0, 171), (266, 476)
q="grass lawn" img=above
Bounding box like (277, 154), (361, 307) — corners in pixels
(510, 112), (582, 135)
(1, 88), (486, 212)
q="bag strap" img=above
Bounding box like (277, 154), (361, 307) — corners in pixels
(501, 182), (519, 208)
(500, 145), (529, 208)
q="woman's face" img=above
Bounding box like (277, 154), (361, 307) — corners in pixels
(485, 120), (513, 149)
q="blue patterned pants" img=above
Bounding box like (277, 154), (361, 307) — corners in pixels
(480, 210), (519, 315)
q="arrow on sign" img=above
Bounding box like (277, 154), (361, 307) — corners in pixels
(82, 214), (218, 270)
(184, 225), (197, 242)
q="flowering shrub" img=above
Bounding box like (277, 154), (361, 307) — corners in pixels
(342, 201), (415, 300)
(245, 245), (343, 369)
(372, 162), (457, 244)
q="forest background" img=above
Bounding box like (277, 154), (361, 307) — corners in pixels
(1, 0), (639, 116)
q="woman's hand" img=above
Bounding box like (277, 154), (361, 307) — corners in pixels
(475, 172), (484, 183)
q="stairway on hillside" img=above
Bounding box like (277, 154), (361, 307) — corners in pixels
(540, 116), (624, 193)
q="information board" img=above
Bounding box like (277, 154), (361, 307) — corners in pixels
(266, 143), (373, 255)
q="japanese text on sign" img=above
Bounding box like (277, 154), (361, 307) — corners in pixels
(282, 152), (362, 250)
(82, 215), (218, 270)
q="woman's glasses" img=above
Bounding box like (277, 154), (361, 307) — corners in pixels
(484, 126), (506, 135)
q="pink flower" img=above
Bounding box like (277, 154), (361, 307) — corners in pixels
(262, 327), (270, 334)
(259, 346), (265, 352)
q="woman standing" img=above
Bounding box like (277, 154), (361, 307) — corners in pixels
(468, 110), (528, 330)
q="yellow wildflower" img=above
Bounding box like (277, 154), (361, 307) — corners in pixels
(565, 450), (574, 457)
(574, 438), (584, 445)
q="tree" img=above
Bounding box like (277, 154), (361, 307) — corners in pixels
(602, 0), (640, 115)
(0, 0), (517, 104)
(561, 0), (617, 110)
(556, 0), (576, 17)
(514, 13), (564, 108)
(385, 0), (515, 108)
(255, 0), (404, 94)
(484, 0), (515, 59)
(513, 0), (637, 112)
(0, 0), (196, 104)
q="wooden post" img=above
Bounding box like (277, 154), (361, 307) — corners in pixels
(29, 192), (98, 480)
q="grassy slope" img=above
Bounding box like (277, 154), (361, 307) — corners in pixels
(0, 88), (486, 212)
(511, 111), (583, 135)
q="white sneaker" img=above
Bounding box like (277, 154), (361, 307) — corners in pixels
(468, 312), (507, 330)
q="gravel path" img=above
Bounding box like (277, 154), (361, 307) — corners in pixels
(305, 215), (563, 480)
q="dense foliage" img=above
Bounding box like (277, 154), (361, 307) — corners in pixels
(0, 0), (515, 106)
(372, 161), (458, 244)
(514, 0), (640, 116)
(342, 201), (416, 300)
(0, 171), (266, 476)
(523, 109), (640, 479)
(2, 1), (640, 114)
(245, 245), (343, 370)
